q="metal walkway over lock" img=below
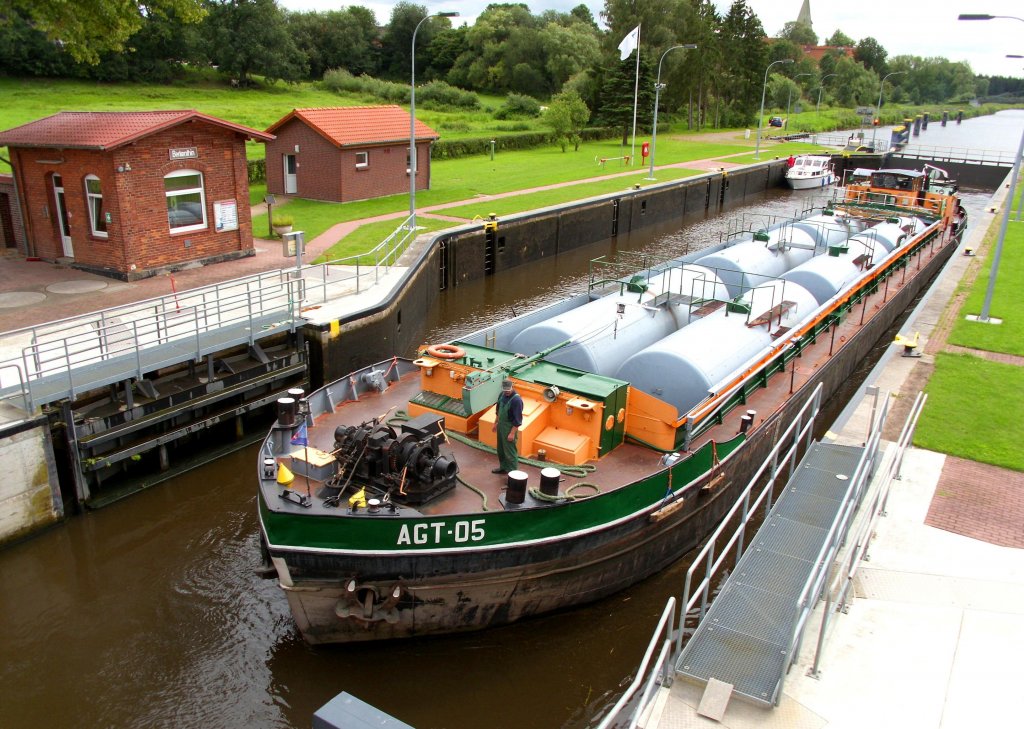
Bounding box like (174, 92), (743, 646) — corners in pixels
(675, 440), (868, 706)
(0, 272), (304, 411)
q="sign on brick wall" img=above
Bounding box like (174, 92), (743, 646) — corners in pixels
(169, 147), (198, 161)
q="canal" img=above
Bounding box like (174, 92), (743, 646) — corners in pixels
(0, 111), (1013, 728)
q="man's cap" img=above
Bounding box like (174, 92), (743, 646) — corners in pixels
(501, 379), (514, 391)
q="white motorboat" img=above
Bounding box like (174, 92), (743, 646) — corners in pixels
(786, 154), (837, 190)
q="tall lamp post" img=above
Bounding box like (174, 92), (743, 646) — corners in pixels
(647, 43), (697, 180)
(755, 58), (794, 160)
(959, 13), (1024, 322)
(816, 73), (837, 117)
(785, 72), (813, 131)
(410, 11), (458, 230)
(871, 71), (906, 148)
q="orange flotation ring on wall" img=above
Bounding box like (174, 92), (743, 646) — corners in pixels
(425, 343), (466, 360)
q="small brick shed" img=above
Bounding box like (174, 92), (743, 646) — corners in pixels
(0, 110), (273, 280)
(264, 106), (440, 203)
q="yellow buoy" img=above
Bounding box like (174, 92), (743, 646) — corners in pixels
(276, 462), (295, 486)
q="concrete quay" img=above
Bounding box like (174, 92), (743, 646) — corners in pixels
(643, 168), (1024, 728)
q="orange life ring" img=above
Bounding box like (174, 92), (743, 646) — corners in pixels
(425, 343), (466, 360)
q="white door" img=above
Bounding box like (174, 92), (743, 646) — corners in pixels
(52, 174), (73, 257)
(283, 155), (297, 194)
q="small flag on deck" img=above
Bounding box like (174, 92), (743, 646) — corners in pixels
(290, 422), (308, 447)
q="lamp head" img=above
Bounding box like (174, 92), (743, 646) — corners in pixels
(958, 14), (994, 20)
(438, 11), (459, 17)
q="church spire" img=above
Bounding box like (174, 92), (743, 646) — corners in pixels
(797, 0), (813, 29)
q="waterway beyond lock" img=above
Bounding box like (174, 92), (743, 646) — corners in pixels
(0, 110), (1012, 729)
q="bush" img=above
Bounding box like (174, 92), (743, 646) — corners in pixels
(247, 158), (266, 183)
(272, 213), (294, 227)
(494, 93), (542, 120)
(322, 68), (408, 103)
(417, 81), (480, 111)
(431, 126), (618, 160)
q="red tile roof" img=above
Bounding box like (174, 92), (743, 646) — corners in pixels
(0, 110), (274, 150)
(266, 106), (439, 148)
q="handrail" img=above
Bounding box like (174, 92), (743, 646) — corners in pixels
(807, 391), (927, 677)
(594, 597), (677, 729)
(0, 274), (302, 410)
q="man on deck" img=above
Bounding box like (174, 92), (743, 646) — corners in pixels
(492, 379), (523, 474)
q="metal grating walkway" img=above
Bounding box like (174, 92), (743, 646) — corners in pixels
(675, 441), (864, 705)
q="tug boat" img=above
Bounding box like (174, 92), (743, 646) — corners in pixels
(785, 154), (837, 190)
(257, 169), (966, 644)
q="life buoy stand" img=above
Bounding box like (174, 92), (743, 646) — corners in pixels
(425, 343), (466, 360)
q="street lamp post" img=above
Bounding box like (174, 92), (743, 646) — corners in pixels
(871, 71), (906, 148)
(816, 73), (837, 117)
(974, 122), (1024, 323)
(785, 73), (813, 131)
(410, 11), (458, 230)
(755, 58), (794, 160)
(959, 11), (1024, 316)
(647, 43), (697, 180)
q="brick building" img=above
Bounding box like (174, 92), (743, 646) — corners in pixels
(0, 111), (273, 280)
(265, 106), (439, 203)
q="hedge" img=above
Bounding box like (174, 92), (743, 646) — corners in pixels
(432, 126), (620, 160)
(248, 158), (266, 183)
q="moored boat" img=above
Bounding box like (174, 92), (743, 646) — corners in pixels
(786, 154), (837, 189)
(258, 169), (966, 644)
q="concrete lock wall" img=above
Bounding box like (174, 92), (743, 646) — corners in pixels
(0, 417), (63, 547)
(305, 162), (788, 380)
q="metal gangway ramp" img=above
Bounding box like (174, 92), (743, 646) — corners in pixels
(673, 385), (887, 709)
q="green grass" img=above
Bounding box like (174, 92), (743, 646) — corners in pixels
(947, 183), (1024, 356)
(914, 352), (1024, 471)
(720, 142), (834, 165)
(252, 138), (752, 243)
(438, 168), (700, 219)
(313, 217), (453, 263)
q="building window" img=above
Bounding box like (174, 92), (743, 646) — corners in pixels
(164, 169), (207, 233)
(84, 174), (108, 237)
(355, 151), (368, 169)
(406, 147), (411, 174)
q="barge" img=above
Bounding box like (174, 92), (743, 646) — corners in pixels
(257, 169), (965, 643)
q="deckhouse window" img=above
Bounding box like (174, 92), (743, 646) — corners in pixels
(85, 174), (108, 237)
(164, 169), (207, 233)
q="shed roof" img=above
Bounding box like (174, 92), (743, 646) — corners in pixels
(0, 110), (274, 151)
(266, 106), (439, 148)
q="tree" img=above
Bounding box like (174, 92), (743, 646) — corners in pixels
(831, 55), (878, 106)
(5, 0), (204, 64)
(379, 2), (454, 81)
(288, 8), (379, 79)
(543, 89), (591, 151)
(204, 0), (307, 85)
(826, 29), (855, 46)
(596, 53), (655, 145)
(777, 21), (817, 45)
(716, 0), (768, 125)
(854, 37), (887, 76)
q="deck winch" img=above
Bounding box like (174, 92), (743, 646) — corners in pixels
(331, 412), (458, 506)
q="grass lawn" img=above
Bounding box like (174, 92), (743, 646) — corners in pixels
(437, 168), (700, 220)
(719, 141), (835, 166)
(947, 184), (1024, 356)
(312, 217), (453, 263)
(252, 138), (750, 243)
(914, 352), (1024, 471)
